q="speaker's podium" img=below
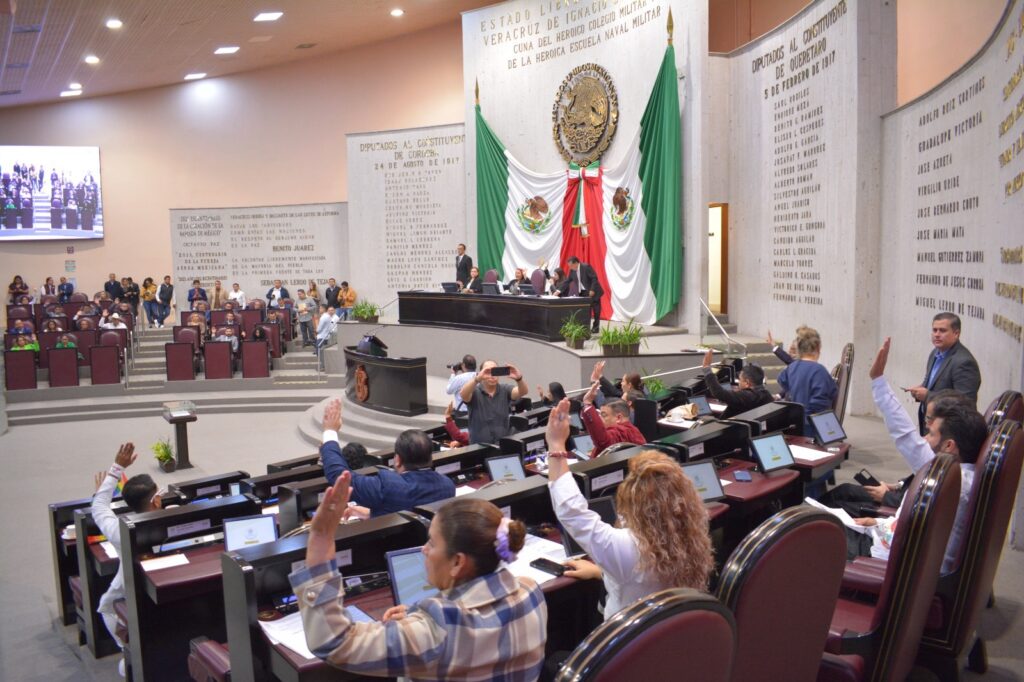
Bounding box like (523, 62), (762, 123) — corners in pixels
(344, 337), (427, 416)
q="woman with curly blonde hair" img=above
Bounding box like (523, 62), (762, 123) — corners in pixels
(543, 399), (713, 619)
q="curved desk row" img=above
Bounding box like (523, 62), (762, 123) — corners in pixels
(397, 291), (592, 341)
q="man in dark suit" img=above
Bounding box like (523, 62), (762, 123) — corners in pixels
(908, 312), (981, 433)
(104, 273), (124, 302)
(455, 243), (472, 286)
(57, 276), (74, 303)
(324, 277), (342, 308)
(567, 256), (604, 333)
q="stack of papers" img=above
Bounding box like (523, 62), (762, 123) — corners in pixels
(259, 611), (317, 660)
(140, 554), (189, 572)
(790, 444), (835, 463)
(507, 534), (568, 585)
(454, 485), (477, 497)
(804, 497), (869, 534)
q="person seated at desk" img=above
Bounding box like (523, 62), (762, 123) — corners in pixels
(835, 338), (988, 570)
(319, 399), (455, 517)
(100, 311), (128, 330)
(11, 334), (39, 353)
(290, 477), (546, 681)
(187, 279), (208, 310)
(460, 266), (483, 294)
(766, 327), (804, 366)
(579, 381), (645, 455)
(699, 350), (773, 419)
(443, 401), (470, 448)
(186, 312), (209, 340)
(459, 360), (528, 445)
(543, 399), (713, 621)
(9, 318), (32, 335)
(590, 361), (644, 402)
(92, 443), (162, 675)
(42, 319), (63, 333)
(507, 267), (527, 293)
(546, 267), (571, 297)
(213, 326), (240, 353)
(777, 326), (838, 436)
(55, 334), (84, 360)
(47, 304), (67, 319)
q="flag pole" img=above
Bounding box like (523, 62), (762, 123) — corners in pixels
(667, 8), (674, 45)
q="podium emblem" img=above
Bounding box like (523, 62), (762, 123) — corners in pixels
(354, 365), (370, 402)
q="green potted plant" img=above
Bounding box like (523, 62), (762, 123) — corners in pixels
(352, 301), (382, 323)
(598, 326), (624, 356)
(642, 370), (667, 398)
(559, 311), (591, 349)
(598, 319), (645, 356)
(152, 437), (175, 473)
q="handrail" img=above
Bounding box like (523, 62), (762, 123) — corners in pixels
(563, 362), (709, 396)
(699, 297), (747, 357)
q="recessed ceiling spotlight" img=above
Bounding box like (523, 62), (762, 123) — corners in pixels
(184, 72), (207, 81)
(69, 82), (82, 90)
(390, 8), (404, 17)
(106, 18), (123, 29)
(60, 90), (82, 97)
(84, 55), (100, 65)
(214, 46), (240, 55)
(254, 11), (283, 22)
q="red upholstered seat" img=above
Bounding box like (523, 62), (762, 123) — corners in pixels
(818, 453), (961, 682)
(187, 638), (231, 682)
(90, 345), (122, 384)
(241, 340), (271, 378)
(4, 349), (37, 389)
(204, 341), (233, 379)
(555, 588), (735, 682)
(166, 342), (197, 380)
(484, 269), (499, 284)
(984, 390), (1023, 428)
(717, 507), (847, 682)
(530, 268), (546, 294)
(48, 346), (80, 386)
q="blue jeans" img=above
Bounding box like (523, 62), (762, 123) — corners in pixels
(157, 302), (170, 325)
(338, 307), (352, 320)
(143, 300), (160, 326)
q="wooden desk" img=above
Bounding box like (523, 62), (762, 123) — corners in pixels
(343, 346), (427, 417)
(397, 291), (592, 342)
(784, 435), (849, 482)
(715, 459), (802, 552)
(141, 543), (225, 604)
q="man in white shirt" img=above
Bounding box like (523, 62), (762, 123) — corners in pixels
(266, 279), (289, 308)
(228, 282), (247, 308)
(315, 305), (339, 365)
(92, 444), (161, 672)
(445, 354), (477, 415)
(100, 312), (128, 330)
(846, 338), (989, 572)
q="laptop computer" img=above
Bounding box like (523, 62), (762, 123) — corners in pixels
(562, 496), (617, 557)
(386, 546), (440, 606)
(750, 433), (796, 473)
(485, 454), (527, 482)
(223, 514), (279, 551)
(688, 395), (713, 417)
(681, 461), (726, 503)
(571, 433), (594, 460)
(440, 282), (460, 293)
(809, 410), (847, 445)
(481, 282), (502, 295)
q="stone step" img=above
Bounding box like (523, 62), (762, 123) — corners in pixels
(703, 322), (738, 335)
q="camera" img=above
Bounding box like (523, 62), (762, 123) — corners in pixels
(447, 361), (463, 372)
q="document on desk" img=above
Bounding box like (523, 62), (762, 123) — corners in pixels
(140, 553), (190, 572)
(790, 444), (835, 463)
(804, 497), (869, 534)
(100, 541), (119, 558)
(507, 534), (568, 585)
(259, 611), (317, 660)
(709, 403), (727, 414)
(454, 485), (477, 497)
(719, 479), (732, 487)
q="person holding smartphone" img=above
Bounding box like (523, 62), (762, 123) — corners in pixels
(459, 359), (527, 445)
(542, 399), (714, 620)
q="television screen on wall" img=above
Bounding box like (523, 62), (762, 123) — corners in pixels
(0, 145), (104, 240)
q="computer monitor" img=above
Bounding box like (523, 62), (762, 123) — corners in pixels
(569, 412), (584, 431)
(810, 410), (847, 445)
(485, 454), (526, 482)
(482, 282), (502, 295)
(441, 282), (460, 293)
(730, 400), (805, 437)
(689, 395), (712, 417)
(750, 433), (795, 473)
(518, 283), (537, 296)
(681, 461), (726, 502)
(223, 514), (279, 552)
(571, 433), (594, 460)
(386, 546), (440, 606)
(562, 496), (617, 557)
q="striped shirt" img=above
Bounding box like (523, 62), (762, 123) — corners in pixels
(288, 559), (547, 681)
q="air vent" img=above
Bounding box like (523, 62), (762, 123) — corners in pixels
(13, 24), (42, 34)
(5, 62), (29, 69)
(295, 43), (316, 49)
(0, 89), (22, 96)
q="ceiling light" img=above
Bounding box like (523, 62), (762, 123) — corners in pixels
(69, 82), (82, 90)
(390, 8), (404, 17)
(214, 46), (239, 55)
(184, 72), (207, 81)
(106, 18), (123, 29)
(254, 11), (283, 22)
(84, 54), (100, 65)
(60, 90), (82, 97)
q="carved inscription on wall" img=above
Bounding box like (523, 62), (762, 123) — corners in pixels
(759, 0), (848, 306)
(169, 203), (346, 300)
(347, 124), (466, 308)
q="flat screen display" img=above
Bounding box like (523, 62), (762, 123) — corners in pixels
(223, 514), (278, 551)
(810, 410), (847, 445)
(750, 433), (795, 473)
(1, 146), (104, 240)
(485, 455), (526, 482)
(681, 461), (725, 502)
(571, 434), (594, 460)
(386, 547), (439, 606)
(689, 395), (712, 416)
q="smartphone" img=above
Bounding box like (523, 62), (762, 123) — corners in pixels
(734, 470), (753, 482)
(854, 469), (881, 487)
(530, 557), (566, 577)
(491, 366), (511, 377)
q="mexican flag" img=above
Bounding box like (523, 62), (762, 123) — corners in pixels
(475, 45), (682, 324)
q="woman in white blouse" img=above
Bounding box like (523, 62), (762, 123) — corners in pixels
(544, 399), (714, 619)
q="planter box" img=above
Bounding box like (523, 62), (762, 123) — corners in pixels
(601, 343), (641, 356)
(565, 337), (586, 350)
(158, 459), (176, 473)
(355, 315), (379, 324)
